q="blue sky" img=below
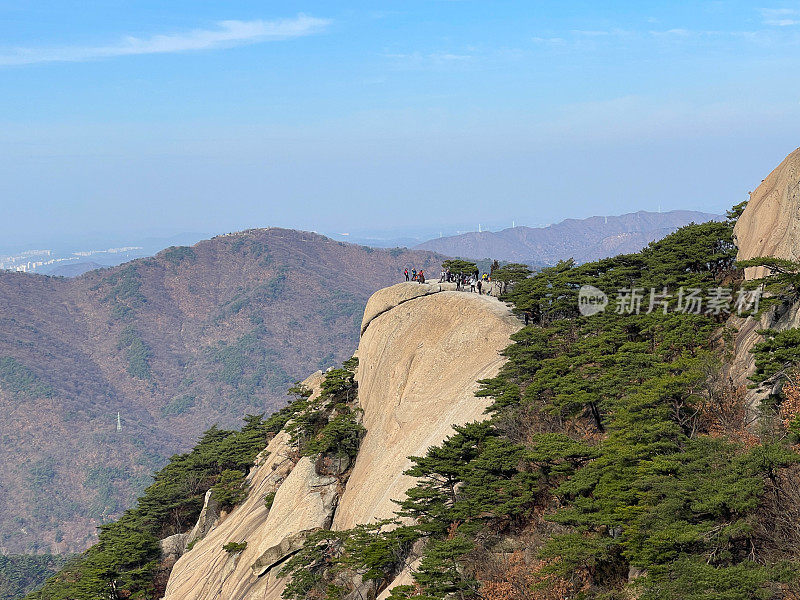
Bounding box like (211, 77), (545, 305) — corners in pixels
(2, 1), (800, 245)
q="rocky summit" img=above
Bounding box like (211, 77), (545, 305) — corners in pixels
(161, 284), (520, 600)
(19, 149), (800, 600)
(735, 147), (800, 279)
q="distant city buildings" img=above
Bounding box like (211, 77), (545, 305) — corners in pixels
(74, 246), (142, 257)
(0, 246), (143, 273)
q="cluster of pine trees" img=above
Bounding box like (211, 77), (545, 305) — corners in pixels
(25, 414), (276, 599)
(0, 554), (68, 600)
(280, 204), (800, 599)
(24, 359), (365, 600)
(24, 202), (800, 599)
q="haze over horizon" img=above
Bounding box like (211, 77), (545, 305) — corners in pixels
(3, 1), (800, 245)
(5, 4), (800, 597)
(0, 207), (719, 258)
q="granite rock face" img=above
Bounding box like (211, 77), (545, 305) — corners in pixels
(160, 286), (519, 600)
(734, 148), (800, 279)
(335, 284), (520, 530)
(161, 371), (324, 600)
(728, 148), (800, 408)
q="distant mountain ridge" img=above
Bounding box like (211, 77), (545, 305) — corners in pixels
(414, 210), (721, 264)
(46, 261), (105, 277)
(0, 228), (442, 554)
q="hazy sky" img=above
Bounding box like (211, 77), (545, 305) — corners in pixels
(2, 1), (800, 245)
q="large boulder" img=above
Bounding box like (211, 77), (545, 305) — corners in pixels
(734, 147), (800, 279)
(333, 289), (520, 530)
(250, 529), (316, 578)
(360, 282), (440, 335)
(160, 289), (519, 600)
(249, 456), (340, 578)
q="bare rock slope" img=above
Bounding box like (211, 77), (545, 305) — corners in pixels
(735, 147), (800, 279)
(162, 370), (325, 600)
(729, 148), (800, 406)
(335, 284), (519, 530)
(161, 283), (519, 600)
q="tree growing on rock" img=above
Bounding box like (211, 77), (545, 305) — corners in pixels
(442, 259), (478, 277)
(491, 263), (531, 295)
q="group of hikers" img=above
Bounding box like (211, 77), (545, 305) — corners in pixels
(403, 267), (492, 295)
(404, 268), (426, 284)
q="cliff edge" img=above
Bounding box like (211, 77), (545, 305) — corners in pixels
(334, 285), (519, 530)
(161, 283), (519, 600)
(729, 148), (800, 403)
(734, 147), (800, 279)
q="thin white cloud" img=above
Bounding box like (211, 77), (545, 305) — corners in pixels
(650, 28), (692, 36)
(531, 36), (567, 46)
(571, 29), (622, 37)
(761, 8), (800, 26)
(532, 26), (776, 50)
(384, 51), (473, 68)
(0, 15), (330, 66)
(573, 27), (694, 38)
(432, 52), (472, 61)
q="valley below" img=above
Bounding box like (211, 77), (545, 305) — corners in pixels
(0, 228), (442, 555)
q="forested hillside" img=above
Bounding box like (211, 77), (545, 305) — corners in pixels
(280, 206), (800, 599)
(26, 205), (800, 600)
(26, 363), (360, 600)
(0, 228), (442, 553)
(0, 554), (68, 599)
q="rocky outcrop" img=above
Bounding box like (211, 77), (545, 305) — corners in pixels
(157, 464), (225, 565)
(729, 302), (797, 384)
(360, 282), (441, 335)
(159, 533), (190, 563)
(360, 282), (503, 336)
(161, 371), (325, 600)
(729, 148), (800, 405)
(160, 285), (519, 600)
(250, 456), (341, 578)
(734, 147), (800, 279)
(187, 489), (220, 545)
(334, 284), (520, 530)
(728, 299), (800, 412)
(250, 530), (314, 578)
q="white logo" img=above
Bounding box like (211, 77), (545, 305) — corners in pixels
(578, 285), (608, 316)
